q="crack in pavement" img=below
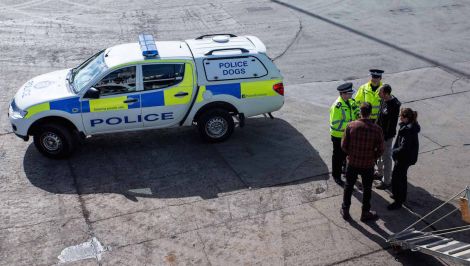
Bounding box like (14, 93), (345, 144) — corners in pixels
(90, 174), (340, 226)
(419, 146), (450, 155)
(195, 230), (213, 266)
(273, 13), (303, 61)
(308, 202), (350, 231)
(0, 132), (14, 136)
(0, 216), (83, 231)
(270, 0), (470, 79)
(269, 172), (330, 187)
(113, 190), (344, 250)
(324, 247), (387, 266)
(212, 145), (250, 189)
(449, 77), (461, 94)
(420, 133), (445, 148)
(286, 62), (470, 86)
(403, 89), (470, 104)
(67, 160), (95, 238)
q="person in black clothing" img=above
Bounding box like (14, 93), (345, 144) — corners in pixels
(375, 84), (401, 189)
(388, 108), (421, 210)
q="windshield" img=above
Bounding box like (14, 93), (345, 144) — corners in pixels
(72, 50), (108, 93)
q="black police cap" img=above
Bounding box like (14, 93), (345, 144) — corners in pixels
(337, 82), (354, 93)
(369, 69), (384, 77)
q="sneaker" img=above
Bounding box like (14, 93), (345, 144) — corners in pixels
(360, 211), (379, 222)
(375, 182), (391, 190)
(387, 202), (402, 210)
(340, 208), (351, 220)
(334, 177), (345, 187)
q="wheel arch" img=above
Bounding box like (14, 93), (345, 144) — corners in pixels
(28, 116), (81, 136)
(193, 101), (239, 124)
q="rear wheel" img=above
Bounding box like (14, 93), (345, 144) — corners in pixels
(33, 124), (77, 159)
(197, 109), (234, 142)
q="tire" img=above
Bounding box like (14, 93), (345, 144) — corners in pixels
(197, 108), (234, 143)
(33, 123), (77, 159)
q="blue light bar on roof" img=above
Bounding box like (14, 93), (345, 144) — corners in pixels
(139, 33), (158, 58)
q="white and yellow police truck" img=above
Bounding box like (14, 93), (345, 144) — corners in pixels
(8, 34), (284, 158)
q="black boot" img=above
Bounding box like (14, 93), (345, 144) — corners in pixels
(340, 208), (351, 220)
(360, 210), (379, 222)
(334, 177), (345, 187)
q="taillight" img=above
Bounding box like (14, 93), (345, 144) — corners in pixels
(273, 82), (284, 96)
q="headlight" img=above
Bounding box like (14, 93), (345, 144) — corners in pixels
(9, 99), (28, 119)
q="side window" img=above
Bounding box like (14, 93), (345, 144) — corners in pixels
(142, 64), (185, 91)
(203, 56), (268, 81)
(95, 66), (136, 96)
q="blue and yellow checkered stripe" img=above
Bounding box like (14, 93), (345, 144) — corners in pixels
(25, 78), (282, 118)
(82, 95), (140, 113)
(196, 79), (282, 103)
(25, 95), (141, 118)
(25, 97), (82, 118)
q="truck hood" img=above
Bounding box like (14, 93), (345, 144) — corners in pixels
(14, 69), (75, 110)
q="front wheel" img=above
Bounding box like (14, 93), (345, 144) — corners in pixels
(197, 109), (235, 143)
(33, 124), (77, 159)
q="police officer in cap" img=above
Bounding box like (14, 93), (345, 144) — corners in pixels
(354, 69), (384, 120)
(330, 82), (359, 186)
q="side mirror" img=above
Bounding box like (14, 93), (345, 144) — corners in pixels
(84, 87), (100, 99)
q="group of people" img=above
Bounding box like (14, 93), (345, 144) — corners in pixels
(329, 69), (421, 222)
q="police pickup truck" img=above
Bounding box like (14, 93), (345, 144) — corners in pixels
(8, 34), (284, 158)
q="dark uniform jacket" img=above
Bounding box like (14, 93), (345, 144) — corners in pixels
(392, 122), (421, 165)
(377, 96), (401, 140)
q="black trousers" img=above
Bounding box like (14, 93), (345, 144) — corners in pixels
(392, 162), (411, 204)
(331, 136), (346, 179)
(342, 165), (374, 212)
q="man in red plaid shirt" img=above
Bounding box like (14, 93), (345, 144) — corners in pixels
(341, 102), (384, 222)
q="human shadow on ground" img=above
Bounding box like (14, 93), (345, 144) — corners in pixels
(347, 180), (470, 265)
(24, 117), (329, 200)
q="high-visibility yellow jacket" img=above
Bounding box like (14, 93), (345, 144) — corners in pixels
(354, 81), (382, 120)
(329, 96), (359, 138)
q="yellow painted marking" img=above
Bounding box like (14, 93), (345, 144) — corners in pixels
(164, 87), (193, 106)
(196, 86), (206, 103)
(89, 96), (128, 112)
(25, 102), (50, 118)
(163, 63), (195, 106)
(179, 63), (194, 87)
(240, 79), (282, 98)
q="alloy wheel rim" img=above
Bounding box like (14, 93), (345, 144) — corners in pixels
(205, 117), (228, 138)
(41, 132), (63, 152)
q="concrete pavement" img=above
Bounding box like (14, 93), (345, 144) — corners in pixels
(1, 0), (469, 265)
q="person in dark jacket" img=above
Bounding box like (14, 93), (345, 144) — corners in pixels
(388, 108), (420, 210)
(375, 84), (401, 190)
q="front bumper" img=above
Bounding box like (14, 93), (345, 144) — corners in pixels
(8, 105), (30, 141)
(14, 133), (29, 141)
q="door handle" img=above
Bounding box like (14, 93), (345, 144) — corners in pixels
(123, 98), (138, 103)
(174, 92), (189, 97)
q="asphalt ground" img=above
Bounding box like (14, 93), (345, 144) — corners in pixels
(1, 0), (470, 265)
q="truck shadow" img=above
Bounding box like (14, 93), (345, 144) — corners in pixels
(23, 117), (329, 200)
